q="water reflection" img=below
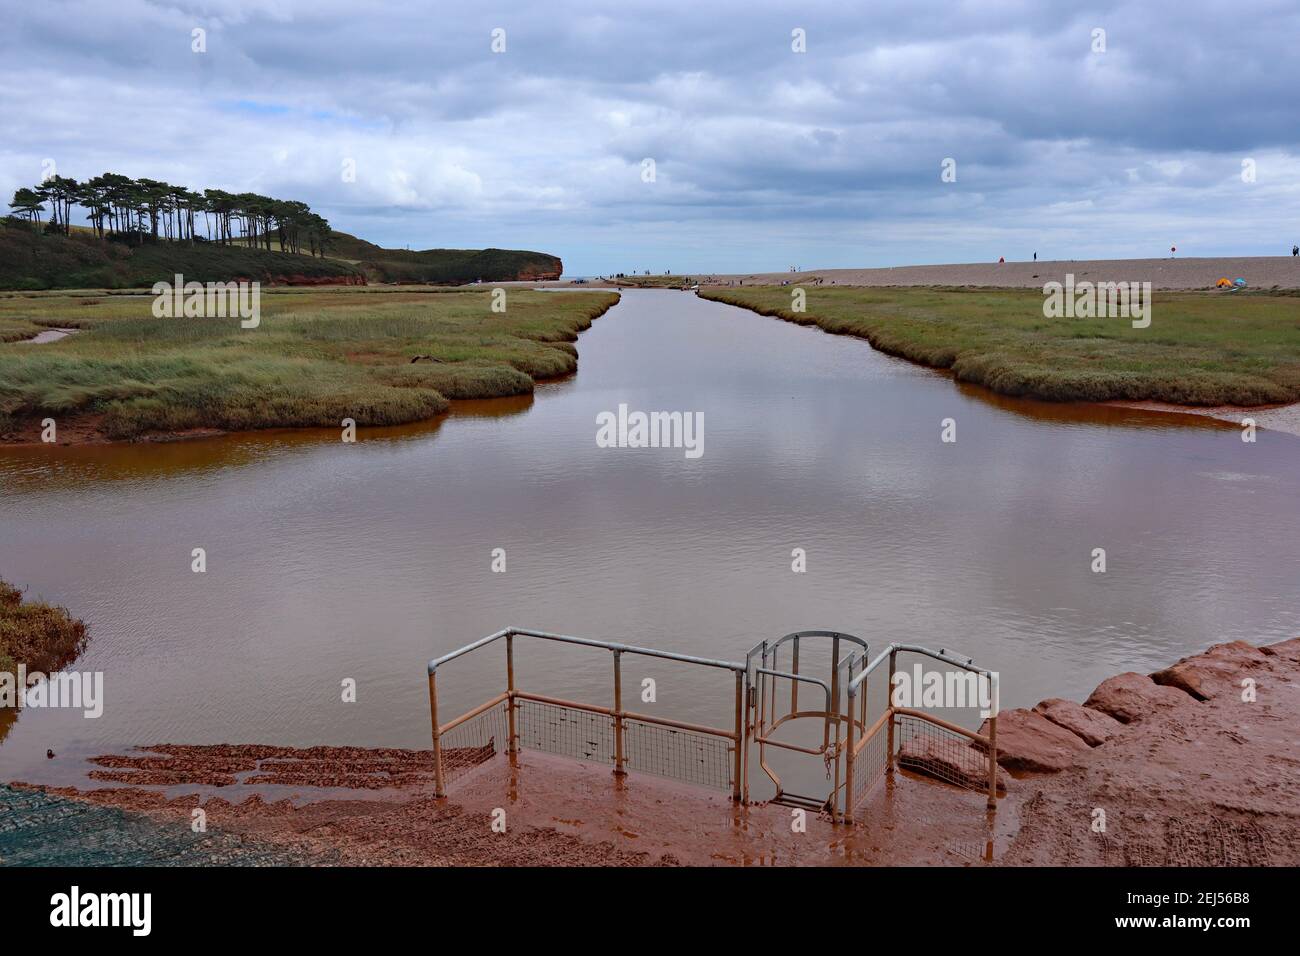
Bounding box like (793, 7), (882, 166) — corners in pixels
(1, 290), (1296, 792)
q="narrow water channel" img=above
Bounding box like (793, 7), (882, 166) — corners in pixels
(2, 289), (1297, 788)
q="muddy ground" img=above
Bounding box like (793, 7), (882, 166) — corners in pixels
(12, 637), (1299, 866)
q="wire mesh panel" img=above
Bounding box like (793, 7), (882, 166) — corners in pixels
(440, 701), (508, 784)
(850, 723), (890, 810)
(624, 718), (733, 791)
(516, 698), (616, 765)
(895, 714), (989, 792)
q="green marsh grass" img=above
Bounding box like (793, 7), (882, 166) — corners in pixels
(701, 286), (1300, 406)
(0, 288), (618, 439)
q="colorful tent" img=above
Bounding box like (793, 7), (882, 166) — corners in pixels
(1233, 278), (1247, 288)
(1216, 277), (1232, 288)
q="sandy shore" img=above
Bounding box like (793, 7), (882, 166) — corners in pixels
(695, 255), (1300, 291)
(14, 635), (1299, 866)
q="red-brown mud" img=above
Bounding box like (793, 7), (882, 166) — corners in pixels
(18, 638), (1300, 866)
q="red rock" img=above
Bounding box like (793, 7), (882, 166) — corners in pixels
(1032, 698), (1122, 747)
(1260, 636), (1300, 664)
(516, 264), (562, 281)
(976, 708), (1088, 774)
(897, 736), (1007, 792)
(1150, 640), (1271, 701)
(1084, 672), (1193, 724)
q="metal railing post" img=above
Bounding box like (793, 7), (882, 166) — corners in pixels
(826, 636), (839, 750)
(506, 633), (518, 755)
(986, 713), (998, 810)
(791, 635), (800, 716)
(732, 669), (743, 803)
(987, 670), (1000, 809)
(766, 644), (775, 727)
(428, 670), (446, 797)
(861, 659), (868, 730)
(743, 670), (754, 805)
(612, 650), (626, 776)
(885, 648), (896, 774)
(831, 709), (842, 824)
(844, 685), (856, 824)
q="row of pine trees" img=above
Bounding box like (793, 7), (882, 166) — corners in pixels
(8, 174), (333, 257)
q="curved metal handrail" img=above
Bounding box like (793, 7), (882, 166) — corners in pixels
(765, 629), (869, 657)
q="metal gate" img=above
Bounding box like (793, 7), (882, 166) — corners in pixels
(744, 631), (868, 818)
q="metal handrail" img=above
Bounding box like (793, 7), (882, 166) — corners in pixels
(428, 627), (746, 802)
(426, 629), (1000, 825)
(429, 626), (745, 675)
(848, 641), (998, 696)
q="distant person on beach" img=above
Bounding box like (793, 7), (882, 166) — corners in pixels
(1293, 245), (1298, 257)
(998, 256), (1005, 263)
(1033, 252), (1037, 262)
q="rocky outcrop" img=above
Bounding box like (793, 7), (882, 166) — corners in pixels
(357, 249), (562, 284)
(1262, 636), (1300, 663)
(1150, 640), (1271, 701)
(1002, 637), (1300, 866)
(1032, 698), (1122, 747)
(1083, 672), (1193, 724)
(977, 708), (1089, 774)
(515, 262), (562, 281)
(985, 641), (1283, 776)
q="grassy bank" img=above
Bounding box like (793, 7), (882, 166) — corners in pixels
(700, 286), (1300, 406)
(0, 288), (618, 440)
(0, 580), (88, 677)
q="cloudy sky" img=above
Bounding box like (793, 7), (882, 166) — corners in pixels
(3, 0), (1298, 274)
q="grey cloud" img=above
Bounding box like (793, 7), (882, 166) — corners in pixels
(2, 0), (1297, 273)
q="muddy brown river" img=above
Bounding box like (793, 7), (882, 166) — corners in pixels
(2, 289), (1297, 791)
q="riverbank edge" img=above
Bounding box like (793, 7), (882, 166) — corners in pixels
(698, 288), (1300, 436)
(0, 292), (620, 447)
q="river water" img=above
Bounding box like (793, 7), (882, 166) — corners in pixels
(1, 289), (1297, 788)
